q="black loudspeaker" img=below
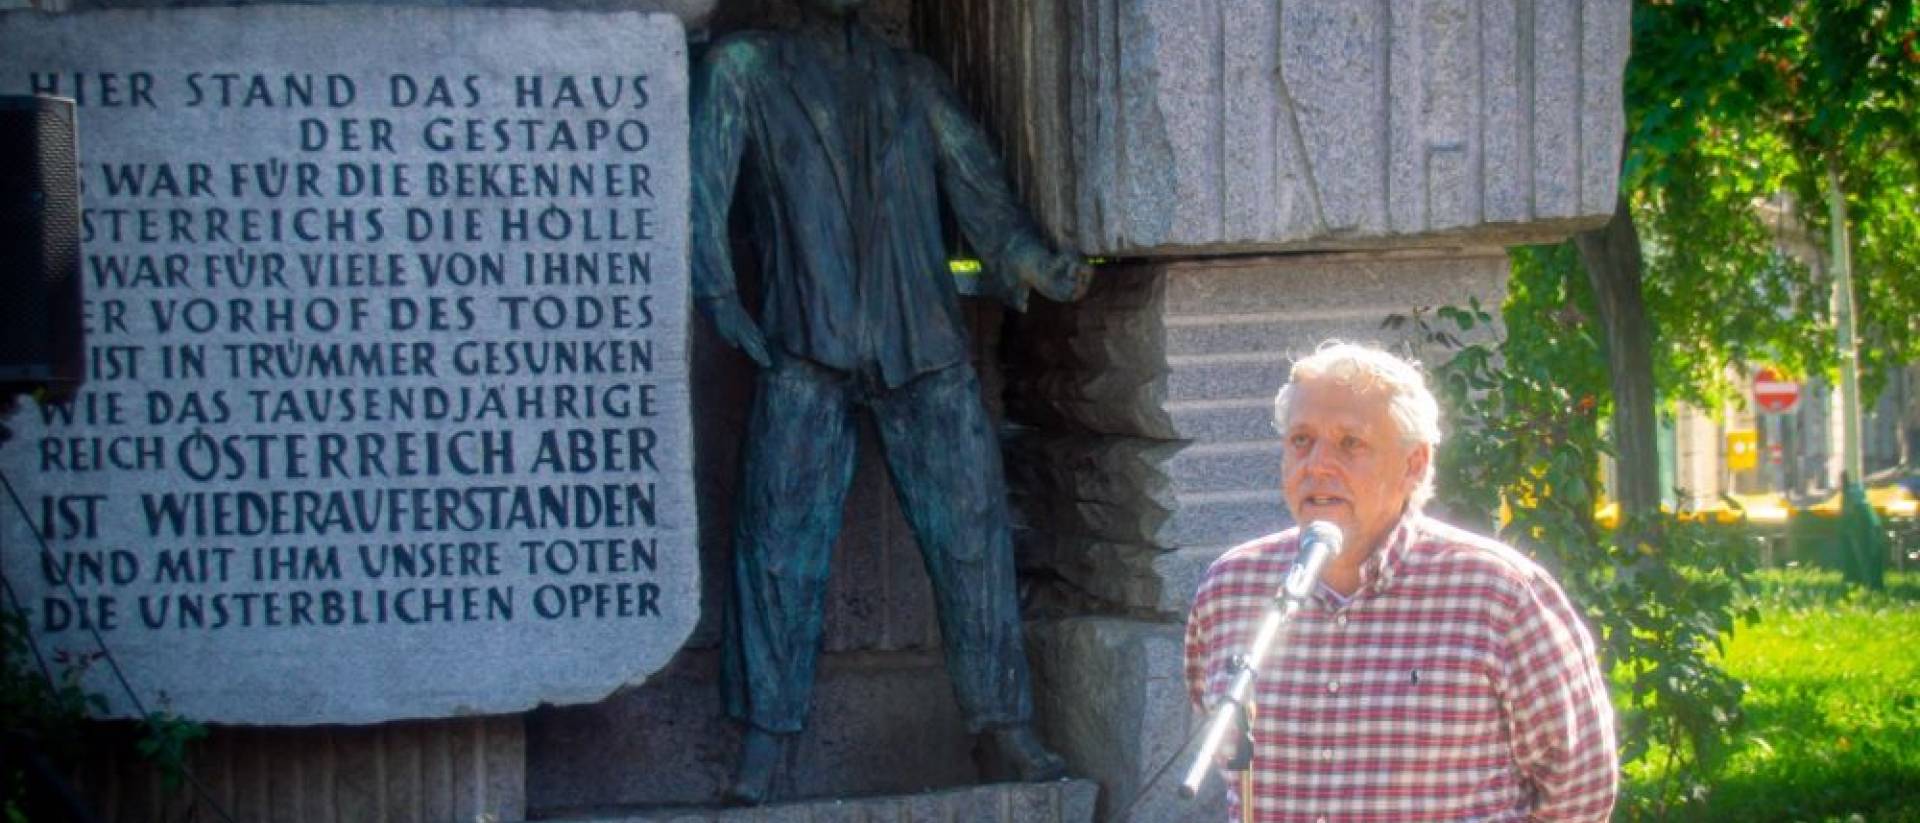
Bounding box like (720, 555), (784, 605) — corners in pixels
(0, 95), (84, 403)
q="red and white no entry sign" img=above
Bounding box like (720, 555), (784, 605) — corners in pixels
(1753, 368), (1801, 414)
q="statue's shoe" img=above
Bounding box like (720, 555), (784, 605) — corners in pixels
(722, 728), (791, 806)
(975, 724), (1068, 783)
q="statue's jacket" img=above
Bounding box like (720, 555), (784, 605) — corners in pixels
(691, 24), (1070, 389)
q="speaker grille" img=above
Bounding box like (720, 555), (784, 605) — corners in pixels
(0, 95), (84, 389)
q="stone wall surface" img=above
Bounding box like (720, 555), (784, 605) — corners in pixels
(560, 779), (1098, 823)
(74, 717), (524, 822)
(916, 0), (1630, 257)
(0, 5), (698, 726)
(1008, 250), (1509, 612)
(527, 651), (977, 812)
(1026, 617), (1224, 823)
(47, 0), (720, 23)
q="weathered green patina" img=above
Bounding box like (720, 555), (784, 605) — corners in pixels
(689, 0), (1087, 805)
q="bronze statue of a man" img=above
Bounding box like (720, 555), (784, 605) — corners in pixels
(690, 0), (1089, 805)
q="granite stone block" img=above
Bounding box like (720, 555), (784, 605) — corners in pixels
(331, 727), (380, 822)
(1006, 251), (1508, 565)
(1155, 547), (1232, 615)
(1015, 534), (1165, 613)
(1581, 0), (1631, 215)
(1005, 378), (1175, 439)
(1481, 0), (1529, 224)
(1161, 493), (1290, 549)
(902, 790), (955, 823)
(810, 802), (869, 823)
(918, 0), (1630, 257)
(1003, 433), (1178, 509)
(73, 718), (524, 823)
(1007, 781), (1055, 823)
(525, 651), (976, 813)
(0, 6), (698, 725)
(1166, 399), (1276, 444)
(1164, 317), (1366, 360)
(1027, 618), (1224, 823)
(1164, 355), (1299, 404)
(1160, 251), (1510, 317)
(574, 781), (1098, 823)
(1165, 441), (1284, 496)
(1057, 778), (1098, 823)
(1533, 0), (1582, 219)
(1016, 495), (1174, 548)
(1018, 536), (1227, 618)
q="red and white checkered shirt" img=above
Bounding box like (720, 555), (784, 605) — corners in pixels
(1184, 515), (1617, 823)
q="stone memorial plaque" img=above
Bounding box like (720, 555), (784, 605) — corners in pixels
(0, 7), (696, 725)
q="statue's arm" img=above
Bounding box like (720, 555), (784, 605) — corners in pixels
(921, 63), (1090, 308)
(691, 39), (771, 366)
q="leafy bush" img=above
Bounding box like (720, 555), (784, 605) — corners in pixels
(0, 607), (101, 820)
(1395, 245), (1756, 820)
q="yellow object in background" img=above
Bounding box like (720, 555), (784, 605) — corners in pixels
(1806, 483), (1920, 520)
(1726, 430), (1759, 471)
(1725, 492), (1794, 524)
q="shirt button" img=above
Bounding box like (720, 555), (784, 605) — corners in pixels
(1326, 681), (1340, 694)
(1335, 614), (1348, 627)
(1319, 747), (1334, 761)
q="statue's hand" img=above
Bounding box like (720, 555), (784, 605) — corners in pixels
(699, 296), (773, 368)
(1031, 253), (1093, 303)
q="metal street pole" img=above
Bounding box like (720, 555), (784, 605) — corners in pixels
(1826, 156), (1864, 483)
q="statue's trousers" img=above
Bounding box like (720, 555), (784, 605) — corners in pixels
(720, 355), (1035, 734)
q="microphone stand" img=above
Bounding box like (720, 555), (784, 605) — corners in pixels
(1177, 527), (1340, 798)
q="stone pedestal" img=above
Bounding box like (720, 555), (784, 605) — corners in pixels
(555, 779), (1098, 823)
(1026, 617), (1222, 823)
(75, 716), (524, 822)
(527, 650), (978, 812)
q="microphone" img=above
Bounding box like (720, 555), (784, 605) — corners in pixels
(1281, 521), (1346, 602)
(1178, 521), (1345, 798)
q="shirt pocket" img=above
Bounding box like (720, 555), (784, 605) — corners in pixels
(1371, 648), (1503, 748)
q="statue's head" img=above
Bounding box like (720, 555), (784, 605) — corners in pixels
(799, 0), (866, 19)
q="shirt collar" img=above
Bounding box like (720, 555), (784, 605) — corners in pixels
(1355, 511), (1421, 595)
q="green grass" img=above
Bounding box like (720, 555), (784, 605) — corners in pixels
(1623, 569), (1920, 822)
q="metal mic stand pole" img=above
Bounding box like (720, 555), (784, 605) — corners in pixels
(1177, 547), (1329, 798)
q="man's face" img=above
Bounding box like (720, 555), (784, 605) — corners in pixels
(800, 0), (866, 18)
(1279, 376), (1428, 558)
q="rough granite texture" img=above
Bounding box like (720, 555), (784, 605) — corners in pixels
(1005, 251), (1509, 615)
(51, 0), (718, 21)
(72, 717), (525, 822)
(0, 5), (698, 727)
(527, 651), (982, 811)
(1027, 617), (1225, 823)
(915, 0), (1630, 257)
(554, 779), (1097, 823)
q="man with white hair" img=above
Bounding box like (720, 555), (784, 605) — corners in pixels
(1183, 342), (1618, 822)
